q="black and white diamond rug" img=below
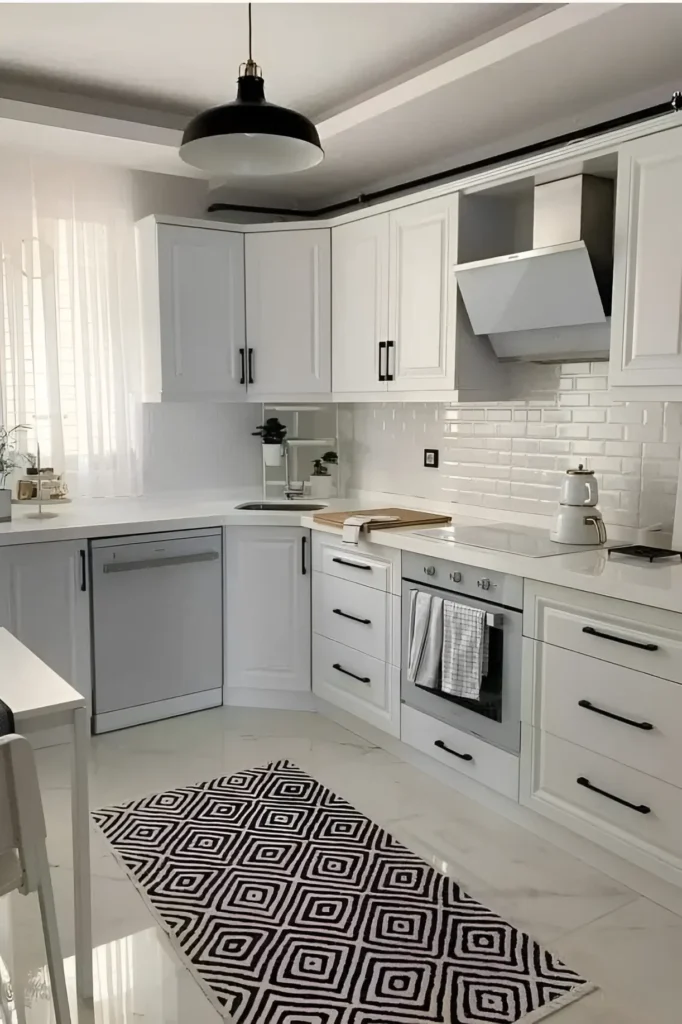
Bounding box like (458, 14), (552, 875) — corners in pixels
(93, 759), (593, 1023)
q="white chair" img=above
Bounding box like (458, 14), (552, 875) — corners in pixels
(0, 734), (71, 1024)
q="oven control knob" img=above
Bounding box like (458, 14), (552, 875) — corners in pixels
(450, 571), (462, 583)
(424, 566), (436, 576)
(477, 578), (492, 590)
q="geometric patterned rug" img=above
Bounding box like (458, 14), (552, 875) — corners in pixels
(93, 759), (594, 1024)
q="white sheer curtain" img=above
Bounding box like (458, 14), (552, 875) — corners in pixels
(0, 153), (142, 496)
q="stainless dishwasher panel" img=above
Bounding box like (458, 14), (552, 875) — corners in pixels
(91, 528), (223, 732)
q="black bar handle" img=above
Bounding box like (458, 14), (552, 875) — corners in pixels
(434, 739), (473, 762)
(79, 549), (87, 592)
(576, 776), (651, 814)
(239, 348), (246, 385)
(333, 608), (371, 625)
(333, 663), (370, 684)
(578, 699), (654, 731)
(301, 535), (307, 576)
(582, 625), (658, 651)
(378, 341), (387, 382)
(332, 557), (371, 571)
(386, 340), (394, 381)
(247, 348), (254, 385)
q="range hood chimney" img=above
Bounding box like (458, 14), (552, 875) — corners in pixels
(454, 175), (614, 360)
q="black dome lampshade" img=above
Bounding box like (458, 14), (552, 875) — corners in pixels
(180, 3), (324, 177)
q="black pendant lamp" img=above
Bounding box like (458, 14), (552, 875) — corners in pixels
(180, 3), (324, 177)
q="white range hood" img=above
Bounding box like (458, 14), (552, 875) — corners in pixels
(454, 175), (614, 361)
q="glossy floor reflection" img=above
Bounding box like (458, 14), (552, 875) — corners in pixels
(1, 707), (681, 1023)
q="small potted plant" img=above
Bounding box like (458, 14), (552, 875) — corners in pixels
(252, 418), (287, 467)
(0, 425), (29, 521)
(310, 450), (338, 498)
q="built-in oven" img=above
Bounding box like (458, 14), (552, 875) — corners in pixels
(401, 551), (523, 754)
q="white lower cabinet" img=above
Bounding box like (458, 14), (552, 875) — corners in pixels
(226, 527), (311, 698)
(401, 705), (520, 801)
(312, 634), (398, 735)
(0, 540), (91, 703)
(523, 725), (682, 884)
(312, 535), (401, 736)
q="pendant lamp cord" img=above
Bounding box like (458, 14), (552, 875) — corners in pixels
(248, 2), (253, 61)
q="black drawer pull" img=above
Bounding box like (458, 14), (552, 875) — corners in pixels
(576, 776), (651, 814)
(378, 341), (387, 382)
(333, 608), (371, 625)
(332, 557), (371, 571)
(582, 626), (658, 651)
(578, 699), (654, 731)
(434, 739), (473, 762)
(239, 347), (246, 385)
(333, 663), (370, 684)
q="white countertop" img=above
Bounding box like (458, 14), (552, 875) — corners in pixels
(2, 491), (682, 615)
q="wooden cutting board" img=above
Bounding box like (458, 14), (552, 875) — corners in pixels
(313, 507), (452, 531)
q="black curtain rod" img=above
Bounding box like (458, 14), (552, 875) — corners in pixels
(207, 91), (682, 220)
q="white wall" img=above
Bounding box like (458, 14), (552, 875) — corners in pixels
(141, 403), (263, 495)
(343, 362), (682, 530)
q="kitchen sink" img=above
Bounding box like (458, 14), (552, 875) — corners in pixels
(235, 502), (327, 511)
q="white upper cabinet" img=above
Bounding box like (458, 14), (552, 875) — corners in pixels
(139, 219), (247, 401)
(245, 229), (331, 397)
(332, 214), (390, 393)
(610, 126), (682, 391)
(388, 195), (458, 391)
(331, 194), (459, 395)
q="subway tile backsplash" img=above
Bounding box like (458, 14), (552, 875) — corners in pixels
(343, 363), (681, 529)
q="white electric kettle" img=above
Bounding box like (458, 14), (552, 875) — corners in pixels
(559, 465), (599, 506)
(550, 465), (607, 545)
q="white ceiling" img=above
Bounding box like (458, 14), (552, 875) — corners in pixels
(0, 3), (681, 209)
(0, 3), (538, 120)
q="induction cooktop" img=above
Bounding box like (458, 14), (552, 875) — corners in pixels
(413, 522), (608, 558)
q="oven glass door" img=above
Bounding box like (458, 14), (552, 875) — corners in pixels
(401, 580), (522, 754)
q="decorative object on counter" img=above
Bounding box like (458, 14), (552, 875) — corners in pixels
(252, 417), (287, 467)
(0, 424), (30, 522)
(94, 759), (592, 1024)
(18, 443), (69, 519)
(309, 450), (338, 499)
(179, 3), (324, 177)
(314, 506), (452, 532)
(608, 544), (682, 562)
(551, 465), (607, 545)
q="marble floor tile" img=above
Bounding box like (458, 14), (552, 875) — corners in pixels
(1, 707), (679, 1024)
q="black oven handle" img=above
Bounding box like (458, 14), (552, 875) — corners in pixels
(434, 739), (473, 762)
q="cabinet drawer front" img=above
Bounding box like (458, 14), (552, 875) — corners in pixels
(313, 573), (388, 661)
(530, 730), (682, 867)
(312, 635), (398, 736)
(525, 584), (682, 683)
(401, 705), (519, 801)
(314, 535), (393, 592)
(530, 641), (682, 787)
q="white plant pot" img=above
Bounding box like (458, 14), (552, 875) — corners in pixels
(0, 488), (11, 522)
(262, 444), (282, 467)
(309, 475), (334, 499)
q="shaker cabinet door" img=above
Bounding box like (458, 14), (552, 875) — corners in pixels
(610, 126), (682, 389)
(332, 214), (390, 393)
(157, 224), (247, 399)
(245, 229), (331, 396)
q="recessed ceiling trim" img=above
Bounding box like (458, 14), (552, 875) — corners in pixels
(317, 3), (623, 141)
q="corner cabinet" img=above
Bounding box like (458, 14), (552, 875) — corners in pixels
(225, 527), (312, 704)
(137, 217), (332, 403)
(245, 229), (331, 398)
(138, 219), (247, 402)
(609, 126), (682, 394)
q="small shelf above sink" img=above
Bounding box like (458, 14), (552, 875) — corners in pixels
(235, 502), (327, 511)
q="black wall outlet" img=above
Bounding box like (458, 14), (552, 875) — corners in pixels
(424, 449), (439, 468)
